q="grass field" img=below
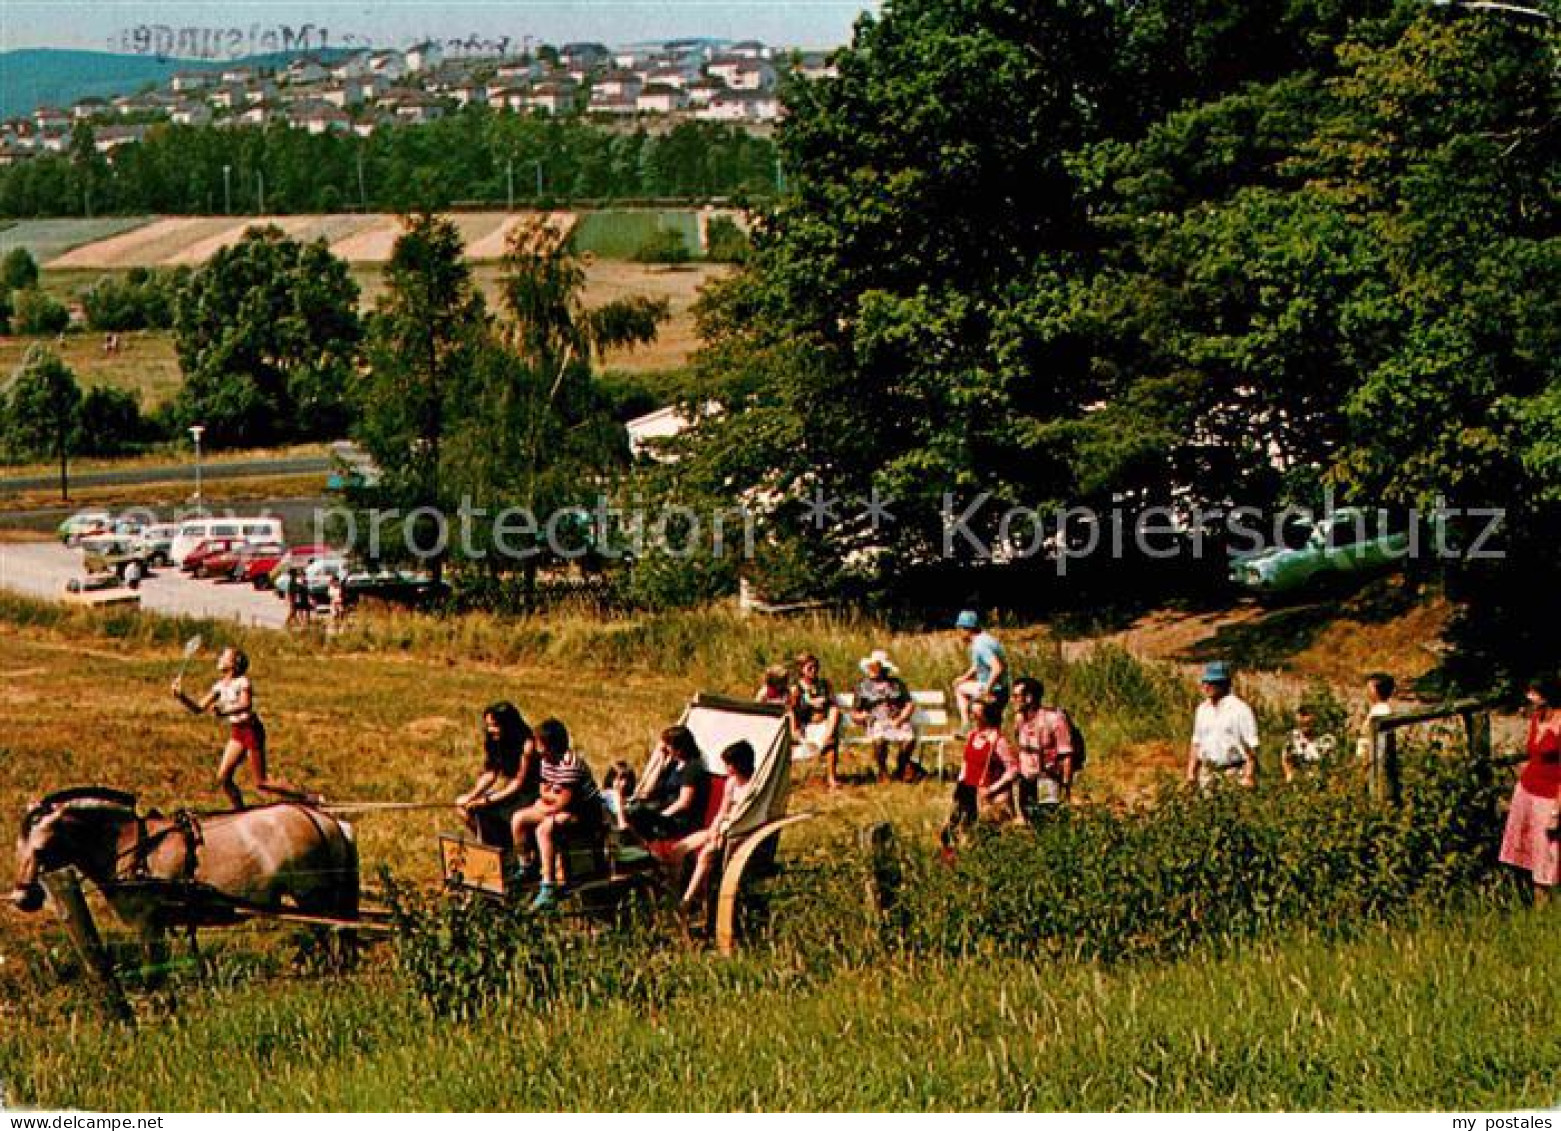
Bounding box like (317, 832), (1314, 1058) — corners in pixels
(0, 217), (154, 265)
(5, 256), (722, 405)
(0, 598), (1546, 1110)
(0, 328), (183, 408)
(574, 209), (702, 260)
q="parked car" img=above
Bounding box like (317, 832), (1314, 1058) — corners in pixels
(129, 523), (179, 567)
(274, 555), (348, 601)
(182, 538), (245, 575)
(57, 511), (113, 546)
(81, 539), (150, 586)
(232, 542), (293, 588)
(267, 544), (337, 590)
(197, 540), (279, 581)
(169, 517), (284, 569)
(343, 567), (446, 608)
(1229, 507), (1410, 595)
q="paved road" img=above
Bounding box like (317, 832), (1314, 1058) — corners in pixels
(0, 455), (331, 494)
(0, 540), (288, 629)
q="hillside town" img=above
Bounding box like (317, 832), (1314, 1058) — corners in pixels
(1, 39), (833, 160)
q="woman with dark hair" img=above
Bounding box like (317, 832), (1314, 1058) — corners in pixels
(679, 740), (757, 916)
(1499, 674), (1561, 900)
(625, 725), (710, 842)
(455, 701), (540, 848)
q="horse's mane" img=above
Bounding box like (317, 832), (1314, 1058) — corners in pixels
(21, 786), (138, 834)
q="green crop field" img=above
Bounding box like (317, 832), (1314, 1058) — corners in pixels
(0, 217), (154, 265)
(574, 210), (702, 260)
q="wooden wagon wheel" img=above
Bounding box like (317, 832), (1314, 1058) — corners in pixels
(714, 813), (812, 956)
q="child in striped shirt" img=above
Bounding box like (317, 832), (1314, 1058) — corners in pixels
(509, 718), (605, 909)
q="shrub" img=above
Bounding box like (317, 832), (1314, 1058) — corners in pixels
(11, 287), (69, 336)
(81, 268), (184, 332)
(892, 746), (1503, 963)
(705, 215), (749, 263)
(1, 247), (39, 290)
(632, 226), (691, 264)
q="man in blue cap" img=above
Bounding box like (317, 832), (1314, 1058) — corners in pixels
(1186, 659), (1259, 788)
(953, 609), (1010, 731)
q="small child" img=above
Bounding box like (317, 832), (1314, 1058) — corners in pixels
(1355, 672), (1397, 763)
(602, 760), (638, 829)
(1281, 705), (1337, 782)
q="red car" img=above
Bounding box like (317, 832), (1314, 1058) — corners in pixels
(232, 542), (291, 588)
(266, 543), (336, 590)
(182, 538), (244, 576)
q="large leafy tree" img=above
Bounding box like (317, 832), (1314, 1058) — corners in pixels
(171, 226), (361, 447)
(3, 346), (82, 499)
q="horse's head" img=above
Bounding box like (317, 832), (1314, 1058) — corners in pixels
(11, 788), (138, 914)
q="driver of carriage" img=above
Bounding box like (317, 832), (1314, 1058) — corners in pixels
(454, 701), (541, 849)
(510, 719), (606, 911)
(623, 725), (710, 844)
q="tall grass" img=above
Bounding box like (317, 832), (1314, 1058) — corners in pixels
(3, 906), (1555, 1110)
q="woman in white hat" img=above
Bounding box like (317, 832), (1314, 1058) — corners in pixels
(852, 649), (920, 783)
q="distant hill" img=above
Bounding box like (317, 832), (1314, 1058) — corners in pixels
(0, 48), (342, 122)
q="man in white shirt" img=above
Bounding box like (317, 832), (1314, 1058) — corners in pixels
(1186, 660), (1259, 788)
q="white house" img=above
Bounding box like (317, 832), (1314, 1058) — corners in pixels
(588, 92), (638, 116)
(526, 82), (575, 115)
(726, 60), (777, 91)
(171, 70), (215, 93)
(487, 85), (530, 113)
(332, 50), (373, 80)
(728, 40), (771, 59)
(697, 90), (779, 122)
(72, 97), (109, 120)
(33, 106), (69, 132)
(382, 90), (446, 124)
(220, 65), (256, 85)
(684, 77), (725, 107)
(405, 40), (444, 73)
(209, 84), (248, 111)
(289, 100), (352, 134)
(237, 102), (280, 127)
(368, 51), (408, 81)
(284, 57), (329, 85)
(636, 84), (687, 114)
(449, 82), (488, 108)
(93, 124), (146, 153)
(495, 60), (541, 85)
(596, 70), (643, 99)
(170, 101), (213, 126)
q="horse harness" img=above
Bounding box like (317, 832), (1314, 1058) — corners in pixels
(120, 809), (204, 884)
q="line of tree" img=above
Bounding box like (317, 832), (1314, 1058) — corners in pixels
(0, 113), (779, 217)
(658, 0), (1559, 686)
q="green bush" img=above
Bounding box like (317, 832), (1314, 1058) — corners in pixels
(11, 286), (69, 335)
(632, 226), (692, 264)
(705, 215), (750, 263)
(1, 247), (39, 290)
(893, 746), (1503, 963)
(81, 267), (185, 332)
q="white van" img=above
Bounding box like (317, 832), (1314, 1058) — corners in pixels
(169, 516), (284, 568)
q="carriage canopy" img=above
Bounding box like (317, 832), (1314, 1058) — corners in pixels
(678, 693), (791, 840)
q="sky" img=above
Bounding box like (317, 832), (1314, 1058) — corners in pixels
(0, 0), (878, 55)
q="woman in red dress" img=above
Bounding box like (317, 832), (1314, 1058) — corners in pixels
(1499, 674), (1561, 899)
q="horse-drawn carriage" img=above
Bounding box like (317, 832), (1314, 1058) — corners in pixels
(438, 693), (810, 954)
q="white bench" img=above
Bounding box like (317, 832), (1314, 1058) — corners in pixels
(832, 689), (958, 778)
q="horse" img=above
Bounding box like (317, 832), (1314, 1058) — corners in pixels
(10, 787), (359, 945)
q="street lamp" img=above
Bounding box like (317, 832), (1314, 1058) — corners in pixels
(222, 164), (232, 215)
(189, 424), (206, 512)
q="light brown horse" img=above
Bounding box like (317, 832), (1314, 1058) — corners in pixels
(10, 788), (359, 935)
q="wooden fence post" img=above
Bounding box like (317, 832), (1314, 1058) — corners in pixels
(40, 868), (135, 1026)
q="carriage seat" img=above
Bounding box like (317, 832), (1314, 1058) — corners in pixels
(640, 774), (727, 866)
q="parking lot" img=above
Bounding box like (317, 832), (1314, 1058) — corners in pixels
(0, 538), (289, 629)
